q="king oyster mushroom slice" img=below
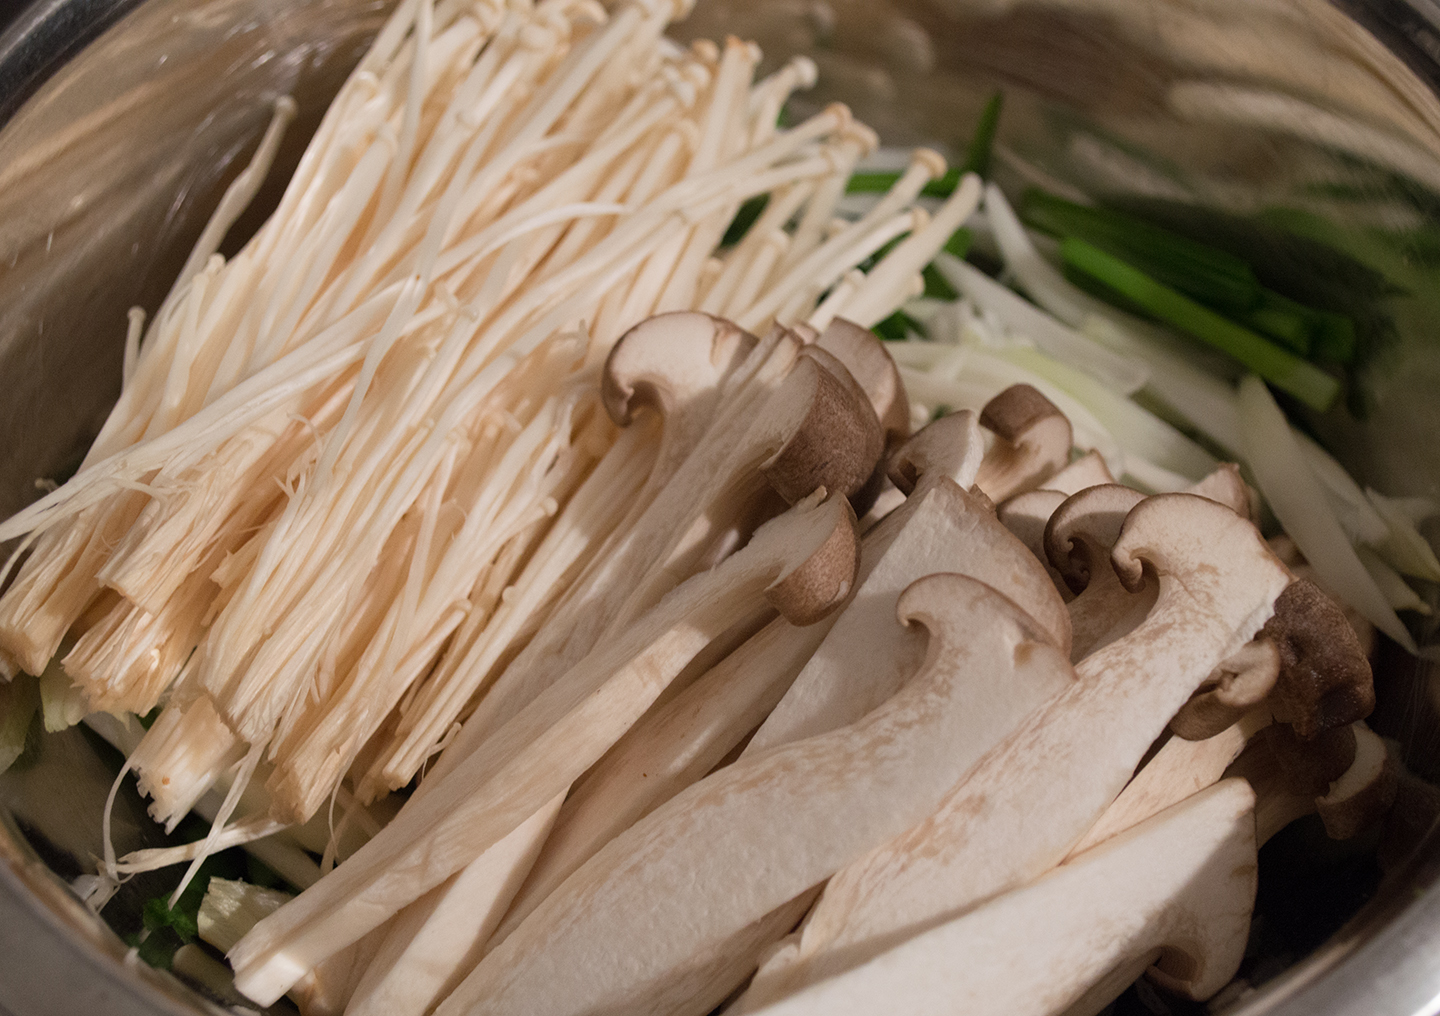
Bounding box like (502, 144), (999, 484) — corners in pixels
(1168, 640), (1282, 741)
(811, 317), (911, 517)
(444, 316), (788, 766)
(601, 329), (882, 639)
(814, 318), (910, 447)
(436, 573), (1075, 1016)
(228, 492), (860, 1006)
(749, 487), (1071, 753)
(742, 493), (1292, 1005)
(338, 313), (776, 1013)
(1042, 449), (1115, 497)
(998, 489), (1074, 602)
(1188, 462), (1260, 524)
(497, 424), (1033, 938)
(343, 798), (565, 1016)
(1229, 720), (1397, 843)
(1051, 727), (1389, 1016)
(1075, 577), (1376, 853)
(740, 780), (1258, 1016)
(1044, 484), (1153, 662)
(973, 384), (1073, 502)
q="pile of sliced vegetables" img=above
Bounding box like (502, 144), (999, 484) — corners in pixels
(2, 0), (1440, 1014)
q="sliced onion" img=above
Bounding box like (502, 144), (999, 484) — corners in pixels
(1238, 375), (1417, 653)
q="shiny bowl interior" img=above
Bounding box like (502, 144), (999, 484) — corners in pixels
(3, 1), (1440, 1014)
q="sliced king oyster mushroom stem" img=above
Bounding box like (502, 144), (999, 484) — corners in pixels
(496, 412), (1006, 939)
(434, 572), (1074, 1016)
(740, 493), (1294, 1007)
(229, 490), (861, 1005)
(303, 312), (892, 1016)
(739, 780), (1259, 1016)
(1072, 574), (1376, 856)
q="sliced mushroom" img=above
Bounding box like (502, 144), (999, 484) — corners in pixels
(812, 319), (909, 517)
(342, 796), (565, 1016)
(751, 494), (1291, 1001)
(1227, 721), (1394, 844)
(884, 409), (985, 499)
(973, 384), (1073, 502)
(814, 318), (910, 446)
(997, 489), (1073, 602)
(1315, 722), (1399, 840)
(1188, 462), (1260, 523)
(1070, 707), (1273, 857)
(1260, 579), (1376, 739)
(229, 493), (860, 1006)
(1043, 484), (1153, 662)
(602, 311), (759, 456)
(1168, 641), (1282, 741)
(750, 477), (1071, 752)
(738, 781), (1257, 1016)
(1079, 588), (1376, 853)
(602, 334), (882, 634)
(499, 462), (1042, 937)
(437, 573), (1074, 1016)
(1042, 450), (1115, 497)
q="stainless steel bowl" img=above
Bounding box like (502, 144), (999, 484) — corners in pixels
(2, 1), (1439, 1014)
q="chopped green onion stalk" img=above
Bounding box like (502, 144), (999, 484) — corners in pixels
(1022, 190), (1262, 312)
(959, 92), (1004, 180)
(1061, 237), (1341, 412)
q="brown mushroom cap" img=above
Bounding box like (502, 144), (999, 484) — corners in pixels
(996, 489), (1072, 601)
(884, 410), (985, 497)
(799, 344), (888, 513)
(761, 355), (885, 505)
(602, 311), (757, 426)
(1188, 463), (1260, 523)
(1043, 484), (1148, 595)
(1260, 579), (1375, 739)
(815, 318), (911, 445)
(1041, 450), (1114, 497)
(974, 384), (1073, 501)
(1316, 723), (1399, 840)
(1170, 640), (1282, 741)
(1253, 722), (1358, 797)
(766, 494), (862, 626)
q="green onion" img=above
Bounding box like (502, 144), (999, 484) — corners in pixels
(959, 91), (1003, 180)
(1236, 289), (1315, 356)
(846, 92), (1002, 198)
(1235, 289), (1357, 363)
(1061, 237), (1340, 412)
(1022, 190), (1262, 313)
(922, 264), (958, 301)
(944, 227), (972, 259)
(720, 193), (768, 246)
(846, 171), (903, 195)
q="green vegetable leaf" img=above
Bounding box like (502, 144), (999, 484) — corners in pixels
(959, 91), (1003, 180)
(1061, 237), (1340, 412)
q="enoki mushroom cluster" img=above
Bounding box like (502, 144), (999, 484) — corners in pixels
(0, 0), (970, 861)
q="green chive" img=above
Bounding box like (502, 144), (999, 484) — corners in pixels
(1061, 237), (1340, 412)
(959, 91), (1003, 180)
(1022, 190), (1262, 312)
